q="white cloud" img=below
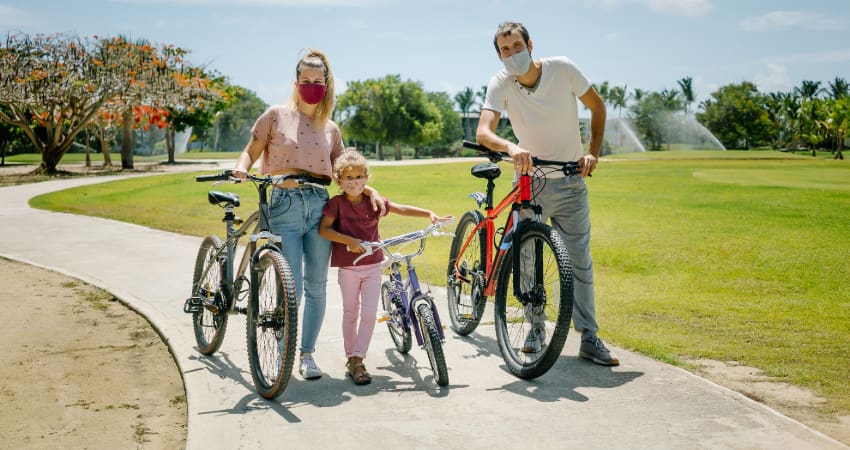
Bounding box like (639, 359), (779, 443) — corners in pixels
(753, 63), (791, 93)
(740, 10), (844, 32)
(112, 0), (386, 5)
(645, 0), (713, 17)
(763, 48), (850, 65)
(0, 5), (34, 27)
(590, 0), (713, 16)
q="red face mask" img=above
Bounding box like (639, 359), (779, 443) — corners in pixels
(298, 83), (326, 105)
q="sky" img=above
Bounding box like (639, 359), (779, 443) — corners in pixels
(2, 0), (849, 114)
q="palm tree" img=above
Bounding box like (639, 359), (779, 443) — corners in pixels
(796, 80), (824, 100)
(828, 77), (849, 100)
(632, 88), (646, 103)
(677, 76), (695, 115)
(454, 87), (476, 140)
(608, 85), (628, 118)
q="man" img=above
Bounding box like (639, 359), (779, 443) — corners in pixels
(476, 21), (618, 366)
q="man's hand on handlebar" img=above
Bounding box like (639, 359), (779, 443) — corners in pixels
(506, 143), (533, 174)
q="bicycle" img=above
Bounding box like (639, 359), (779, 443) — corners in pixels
(182, 169), (330, 399)
(354, 220), (454, 387)
(446, 140), (578, 379)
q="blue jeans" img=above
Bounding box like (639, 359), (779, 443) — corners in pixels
(268, 186), (331, 354)
(531, 175), (599, 338)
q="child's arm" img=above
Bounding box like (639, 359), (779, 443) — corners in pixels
(388, 203), (452, 224)
(318, 214), (365, 254)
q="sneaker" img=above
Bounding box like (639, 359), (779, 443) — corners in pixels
(299, 353), (322, 380)
(521, 327), (546, 353)
(579, 336), (620, 366)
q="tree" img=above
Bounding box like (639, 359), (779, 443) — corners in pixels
(200, 86), (267, 152)
(421, 91), (461, 157)
(796, 80), (824, 100)
(337, 75), (441, 160)
(454, 87), (476, 140)
(697, 82), (774, 149)
(677, 76), (695, 115)
(827, 77), (849, 100)
(0, 32), (221, 174)
(608, 85), (628, 119)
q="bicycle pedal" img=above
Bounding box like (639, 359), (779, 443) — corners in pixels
(459, 314), (474, 320)
(183, 297), (203, 314)
(376, 311), (391, 323)
(233, 306), (247, 315)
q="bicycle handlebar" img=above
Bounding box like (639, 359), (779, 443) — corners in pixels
(462, 140), (583, 176)
(195, 169), (331, 187)
(352, 218), (454, 266)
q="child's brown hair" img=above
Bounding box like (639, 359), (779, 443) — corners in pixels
(332, 147), (370, 181)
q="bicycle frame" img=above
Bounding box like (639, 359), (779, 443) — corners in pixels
(188, 182), (278, 315)
(383, 238), (446, 346)
(452, 174), (541, 297)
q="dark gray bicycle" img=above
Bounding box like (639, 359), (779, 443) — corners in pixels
(183, 169), (329, 399)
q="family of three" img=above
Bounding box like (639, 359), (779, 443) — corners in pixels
(231, 21), (617, 386)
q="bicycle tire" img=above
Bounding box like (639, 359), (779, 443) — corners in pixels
(191, 235), (229, 355)
(381, 281), (411, 353)
(446, 210), (488, 336)
(416, 301), (449, 386)
(494, 221), (573, 379)
(246, 249), (297, 400)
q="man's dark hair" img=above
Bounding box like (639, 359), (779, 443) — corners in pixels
(493, 22), (530, 53)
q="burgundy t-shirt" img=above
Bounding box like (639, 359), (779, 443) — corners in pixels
(323, 195), (391, 267)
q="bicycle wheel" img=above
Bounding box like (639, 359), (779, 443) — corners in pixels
(446, 210), (487, 336)
(381, 281), (411, 353)
(246, 249), (297, 400)
(494, 220), (573, 379)
(191, 235), (229, 355)
(415, 300), (449, 386)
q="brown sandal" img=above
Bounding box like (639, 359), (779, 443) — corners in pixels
(346, 358), (372, 385)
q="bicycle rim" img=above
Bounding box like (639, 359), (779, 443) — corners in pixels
(494, 221), (573, 379)
(382, 282), (411, 353)
(446, 210), (487, 336)
(192, 235), (229, 355)
(246, 250), (297, 399)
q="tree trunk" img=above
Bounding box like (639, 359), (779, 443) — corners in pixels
(84, 129), (91, 168)
(394, 143), (401, 161)
(166, 128), (176, 164)
(376, 141), (383, 161)
(38, 144), (63, 175)
(121, 106), (134, 170)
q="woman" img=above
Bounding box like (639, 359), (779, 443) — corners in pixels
(233, 49), (383, 380)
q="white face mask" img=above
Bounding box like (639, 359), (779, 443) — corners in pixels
(501, 48), (532, 76)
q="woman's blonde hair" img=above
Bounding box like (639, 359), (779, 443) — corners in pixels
(291, 48), (335, 125)
(332, 147), (370, 181)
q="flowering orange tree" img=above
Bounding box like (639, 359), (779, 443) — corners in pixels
(0, 32), (223, 174)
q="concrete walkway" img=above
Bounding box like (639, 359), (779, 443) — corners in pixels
(0, 163), (846, 450)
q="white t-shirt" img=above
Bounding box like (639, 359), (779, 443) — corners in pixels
(482, 56), (591, 166)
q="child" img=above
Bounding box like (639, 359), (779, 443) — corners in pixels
(318, 149), (450, 385)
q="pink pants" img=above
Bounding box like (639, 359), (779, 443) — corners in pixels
(337, 262), (383, 359)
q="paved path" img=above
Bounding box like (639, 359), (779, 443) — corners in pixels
(0, 163), (846, 450)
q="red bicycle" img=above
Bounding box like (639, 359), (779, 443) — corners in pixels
(446, 141), (577, 379)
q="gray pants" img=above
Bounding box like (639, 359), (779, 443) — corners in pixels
(529, 175), (598, 338)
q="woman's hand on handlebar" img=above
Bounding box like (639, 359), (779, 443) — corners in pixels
(231, 168), (248, 181)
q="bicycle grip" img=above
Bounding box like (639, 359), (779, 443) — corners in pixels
(196, 170), (233, 182)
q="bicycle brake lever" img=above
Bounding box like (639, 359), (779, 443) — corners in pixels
(352, 242), (375, 266)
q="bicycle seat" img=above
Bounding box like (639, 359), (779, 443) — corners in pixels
(208, 191), (240, 207)
(471, 162), (501, 180)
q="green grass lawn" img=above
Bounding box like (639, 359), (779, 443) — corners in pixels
(28, 150), (850, 416)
